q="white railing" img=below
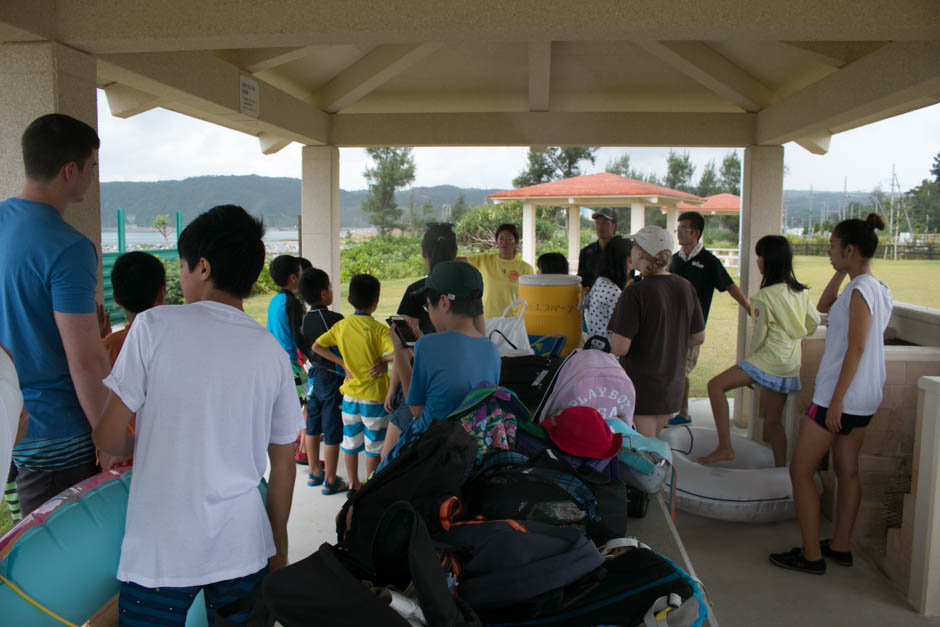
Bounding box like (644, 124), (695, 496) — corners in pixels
(710, 247), (739, 269)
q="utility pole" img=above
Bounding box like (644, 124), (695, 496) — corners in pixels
(842, 177), (847, 222)
(809, 185), (814, 235)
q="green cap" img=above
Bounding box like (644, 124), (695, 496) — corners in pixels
(418, 261), (484, 299)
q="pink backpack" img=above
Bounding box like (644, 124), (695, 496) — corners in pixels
(533, 349), (635, 427)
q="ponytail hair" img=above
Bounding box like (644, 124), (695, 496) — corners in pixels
(832, 213), (885, 259)
(421, 223), (458, 271)
(755, 235), (806, 292)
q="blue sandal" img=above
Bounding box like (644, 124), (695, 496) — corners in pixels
(667, 414), (692, 426)
(321, 477), (349, 495)
(307, 470), (325, 487)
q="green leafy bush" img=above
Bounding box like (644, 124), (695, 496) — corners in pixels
(455, 201), (558, 254)
(162, 258), (184, 305)
(339, 236), (425, 281)
(253, 262), (278, 295)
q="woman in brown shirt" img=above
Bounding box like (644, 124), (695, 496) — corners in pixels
(608, 226), (705, 437)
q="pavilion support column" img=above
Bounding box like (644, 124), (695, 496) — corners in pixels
(0, 42), (102, 295)
(666, 207), (679, 245)
(301, 145), (341, 311)
(522, 202), (536, 269)
(631, 203), (645, 232)
(734, 145), (784, 430)
(567, 206), (580, 276)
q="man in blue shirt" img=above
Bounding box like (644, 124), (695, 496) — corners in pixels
(0, 113), (112, 515)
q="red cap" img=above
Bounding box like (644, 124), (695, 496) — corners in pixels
(540, 406), (622, 460)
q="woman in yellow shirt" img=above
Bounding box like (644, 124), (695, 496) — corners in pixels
(462, 224), (535, 319)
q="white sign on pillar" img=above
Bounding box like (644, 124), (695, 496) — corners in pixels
(239, 75), (260, 118)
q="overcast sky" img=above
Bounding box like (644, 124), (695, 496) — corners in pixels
(96, 90), (940, 194)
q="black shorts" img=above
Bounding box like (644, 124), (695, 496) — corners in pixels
(807, 402), (873, 436)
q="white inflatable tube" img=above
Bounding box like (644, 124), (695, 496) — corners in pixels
(659, 426), (822, 523)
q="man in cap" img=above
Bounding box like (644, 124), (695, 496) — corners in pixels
(577, 207), (618, 292)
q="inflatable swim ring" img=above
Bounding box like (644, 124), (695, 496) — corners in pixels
(0, 468), (212, 626)
(659, 426), (821, 523)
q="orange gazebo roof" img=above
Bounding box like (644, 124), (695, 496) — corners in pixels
(489, 172), (704, 207)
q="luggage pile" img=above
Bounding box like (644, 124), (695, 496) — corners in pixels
(263, 345), (705, 627)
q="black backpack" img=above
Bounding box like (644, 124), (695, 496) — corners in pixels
(433, 518), (604, 612)
(336, 420), (477, 570)
(476, 539), (708, 626)
(264, 501), (480, 627)
(498, 353), (563, 412)
(462, 449), (628, 544)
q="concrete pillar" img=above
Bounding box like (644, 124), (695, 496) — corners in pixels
(301, 145), (342, 311)
(0, 42), (102, 294)
(567, 206), (580, 275)
(911, 376), (940, 615)
(631, 202), (645, 233)
(734, 145), (784, 428)
(522, 202), (536, 268)
(666, 206), (679, 248)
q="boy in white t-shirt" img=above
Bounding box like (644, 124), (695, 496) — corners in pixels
(94, 205), (302, 625)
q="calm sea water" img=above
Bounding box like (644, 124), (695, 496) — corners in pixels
(101, 229), (299, 250)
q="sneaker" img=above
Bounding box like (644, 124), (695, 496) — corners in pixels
(667, 414), (692, 426)
(769, 547), (826, 575)
(820, 539), (853, 567)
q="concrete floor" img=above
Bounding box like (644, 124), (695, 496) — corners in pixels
(282, 401), (939, 627)
(673, 398), (940, 627)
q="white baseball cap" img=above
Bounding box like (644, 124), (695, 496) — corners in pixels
(628, 225), (675, 255)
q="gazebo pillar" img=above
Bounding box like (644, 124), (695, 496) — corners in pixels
(301, 145), (342, 311)
(666, 206), (680, 245)
(734, 145), (784, 428)
(567, 206), (580, 275)
(630, 202), (645, 233)
(0, 43), (102, 295)
(522, 202), (536, 268)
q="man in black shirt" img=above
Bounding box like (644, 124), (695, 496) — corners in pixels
(578, 207), (618, 293)
(668, 211), (751, 425)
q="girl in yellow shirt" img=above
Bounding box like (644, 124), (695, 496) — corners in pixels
(462, 224), (534, 319)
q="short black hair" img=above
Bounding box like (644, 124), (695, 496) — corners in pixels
(298, 268), (330, 305)
(269, 255), (300, 288)
(177, 205), (265, 299)
(111, 252), (166, 314)
(495, 223), (520, 242)
(425, 289), (484, 318)
(537, 252), (569, 274)
(22, 114), (100, 181)
(348, 274), (381, 310)
(678, 211), (705, 239)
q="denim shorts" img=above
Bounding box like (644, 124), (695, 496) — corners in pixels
(306, 369), (343, 445)
(387, 386), (415, 431)
(738, 360), (801, 395)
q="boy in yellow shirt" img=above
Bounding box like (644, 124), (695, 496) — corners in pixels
(312, 274), (393, 489)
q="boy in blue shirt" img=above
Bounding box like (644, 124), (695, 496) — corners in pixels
(383, 261), (501, 466)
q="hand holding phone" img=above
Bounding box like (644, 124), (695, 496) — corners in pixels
(386, 316), (418, 348)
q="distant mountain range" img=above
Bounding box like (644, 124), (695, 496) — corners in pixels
(100, 175), (501, 229)
(100, 174), (881, 230)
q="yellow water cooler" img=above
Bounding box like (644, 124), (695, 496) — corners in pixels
(517, 274), (582, 355)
